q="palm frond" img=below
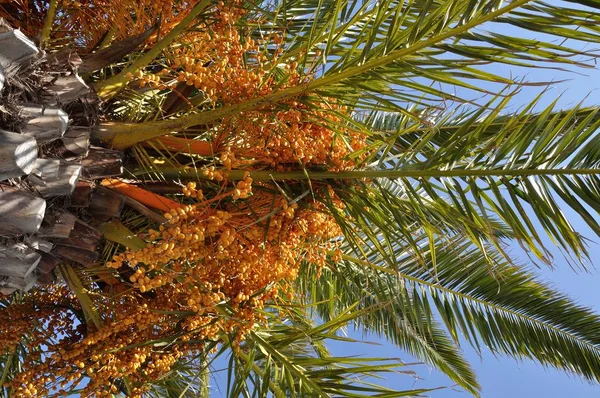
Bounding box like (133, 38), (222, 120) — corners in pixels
(339, 235), (600, 384)
(224, 305), (441, 397)
(297, 262), (480, 395)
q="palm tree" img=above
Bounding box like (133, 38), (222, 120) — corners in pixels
(3, 0), (600, 396)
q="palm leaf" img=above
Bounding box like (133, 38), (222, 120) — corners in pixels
(224, 304), (441, 397)
(339, 235), (600, 384)
(298, 261), (481, 395)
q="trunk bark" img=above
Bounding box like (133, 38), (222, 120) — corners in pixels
(31, 158), (60, 177)
(24, 236), (54, 252)
(51, 245), (99, 267)
(0, 64), (4, 92)
(81, 146), (123, 178)
(38, 209), (77, 238)
(55, 219), (102, 252)
(59, 128), (90, 157)
(37, 252), (60, 274)
(0, 243), (41, 279)
(89, 187), (124, 220)
(69, 181), (93, 207)
(20, 105), (69, 144)
(0, 29), (39, 68)
(0, 129), (38, 180)
(0, 273), (37, 295)
(0, 188), (46, 235)
(33, 160), (82, 197)
(45, 74), (90, 104)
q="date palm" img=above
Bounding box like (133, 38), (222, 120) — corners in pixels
(3, 0), (600, 396)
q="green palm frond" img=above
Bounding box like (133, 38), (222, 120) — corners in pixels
(298, 262), (480, 395)
(357, 95), (600, 261)
(223, 305), (440, 398)
(22, 0), (600, 395)
(335, 235), (600, 384)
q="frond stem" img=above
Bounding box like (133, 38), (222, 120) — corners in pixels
(40, 0), (58, 49)
(133, 166), (600, 181)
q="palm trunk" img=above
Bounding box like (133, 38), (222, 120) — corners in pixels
(0, 130), (38, 180)
(0, 189), (46, 234)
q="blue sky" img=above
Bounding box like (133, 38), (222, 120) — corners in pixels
(424, 74), (600, 395)
(453, 20), (600, 398)
(329, 218), (600, 397)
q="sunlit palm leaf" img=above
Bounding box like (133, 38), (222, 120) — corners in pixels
(338, 235), (600, 384)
